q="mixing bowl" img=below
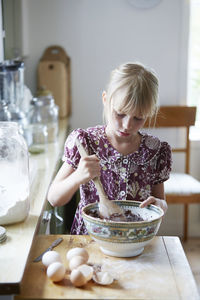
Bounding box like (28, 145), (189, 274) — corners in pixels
(82, 200), (164, 257)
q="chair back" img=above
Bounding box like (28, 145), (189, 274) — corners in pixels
(144, 106), (197, 174)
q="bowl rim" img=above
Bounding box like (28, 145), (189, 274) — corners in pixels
(82, 200), (164, 225)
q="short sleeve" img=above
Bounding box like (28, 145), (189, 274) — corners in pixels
(153, 141), (172, 185)
(62, 128), (91, 169)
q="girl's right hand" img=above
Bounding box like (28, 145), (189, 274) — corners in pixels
(76, 155), (101, 184)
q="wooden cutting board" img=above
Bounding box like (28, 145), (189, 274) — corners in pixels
(15, 235), (199, 300)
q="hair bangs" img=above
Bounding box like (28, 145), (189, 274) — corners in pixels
(112, 83), (156, 118)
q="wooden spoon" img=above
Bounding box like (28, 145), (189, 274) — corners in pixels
(76, 138), (126, 220)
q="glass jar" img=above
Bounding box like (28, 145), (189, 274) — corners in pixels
(0, 122), (30, 225)
(0, 100), (11, 121)
(0, 60), (27, 126)
(28, 95), (59, 143)
(27, 124), (48, 154)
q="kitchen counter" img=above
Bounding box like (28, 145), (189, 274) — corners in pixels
(14, 234), (199, 300)
(0, 118), (69, 295)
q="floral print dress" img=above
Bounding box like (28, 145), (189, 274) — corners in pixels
(62, 125), (172, 235)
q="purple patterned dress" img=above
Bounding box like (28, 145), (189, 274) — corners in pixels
(62, 125), (172, 235)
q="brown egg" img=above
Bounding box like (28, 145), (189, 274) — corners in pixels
(70, 269), (88, 287)
(66, 247), (89, 262)
(69, 255), (87, 271)
(76, 264), (93, 281)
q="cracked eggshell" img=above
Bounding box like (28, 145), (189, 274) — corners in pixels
(76, 264), (94, 281)
(93, 271), (114, 285)
(47, 262), (65, 282)
(66, 247), (89, 262)
(42, 251), (62, 267)
(70, 269), (88, 287)
(69, 255), (87, 271)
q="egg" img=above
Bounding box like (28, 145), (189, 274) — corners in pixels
(42, 250), (62, 267)
(69, 255), (87, 271)
(70, 269), (88, 287)
(76, 264), (93, 281)
(46, 262), (65, 282)
(66, 247), (89, 262)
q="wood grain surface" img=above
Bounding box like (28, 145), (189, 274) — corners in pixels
(14, 235), (200, 300)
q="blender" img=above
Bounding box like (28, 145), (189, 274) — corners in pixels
(0, 60), (27, 125)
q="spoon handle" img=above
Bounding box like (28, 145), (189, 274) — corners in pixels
(75, 138), (106, 198)
(76, 137), (126, 219)
(75, 138), (88, 158)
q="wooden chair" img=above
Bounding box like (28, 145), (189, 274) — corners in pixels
(144, 106), (200, 241)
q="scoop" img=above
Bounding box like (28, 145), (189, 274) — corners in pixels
(76, 138), (126, 220)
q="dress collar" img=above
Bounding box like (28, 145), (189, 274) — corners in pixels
(88, 125), (161, 165)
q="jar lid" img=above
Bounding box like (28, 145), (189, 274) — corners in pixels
(36, 86), (52, 97)
(0, 226), (7, 244)
(31, 96), (54, 107)
(0, 60), (24, 71)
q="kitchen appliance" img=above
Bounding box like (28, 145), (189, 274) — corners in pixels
(0, 60), (27, 125)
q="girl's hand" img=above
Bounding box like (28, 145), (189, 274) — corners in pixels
(139, 196), (168, 213)
(76, 155), (101, 184)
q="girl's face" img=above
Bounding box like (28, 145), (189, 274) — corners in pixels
(103, 92), (147, 142)
(107, 109), (146, 141)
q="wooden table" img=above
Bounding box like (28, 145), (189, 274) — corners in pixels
(15, 234), (199, 300)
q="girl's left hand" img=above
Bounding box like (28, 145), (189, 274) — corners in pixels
(139, 196), (168, 213)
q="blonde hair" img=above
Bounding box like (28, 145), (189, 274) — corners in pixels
(104, 62), (159, 123)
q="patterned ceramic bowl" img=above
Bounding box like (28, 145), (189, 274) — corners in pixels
(82, 200), (164, 257)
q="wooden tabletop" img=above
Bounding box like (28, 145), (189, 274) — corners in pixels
(15, 234), (199, 300)
(0, 119), (69, 295)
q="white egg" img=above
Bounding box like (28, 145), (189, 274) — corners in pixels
(42, 250), (62, 267)
(66, 247), (89, 262)
(46, 262), (65, 282)
(69, 255), (87, 271)
(70, 269), (88, 287)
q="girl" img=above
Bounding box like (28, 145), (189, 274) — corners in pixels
(47, 62), (172, 235)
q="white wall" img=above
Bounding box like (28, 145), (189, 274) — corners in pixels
(24, 0), (189, 129)
(19, 0), (200, 237)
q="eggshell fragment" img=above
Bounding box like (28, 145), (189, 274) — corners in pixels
(93, 271), (114, 285)
(70, 269), (88, 287)
(76, 264), (94, 281)
(66, 247), (89, 262)
(42, 251), (62, 267)
(69, 255), (87, 271)
(47, 262), (65, 282)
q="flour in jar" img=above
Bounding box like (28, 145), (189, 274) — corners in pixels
(0, 162), (29, 225)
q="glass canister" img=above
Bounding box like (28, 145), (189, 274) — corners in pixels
(0, 100), (11, 121)
(0, 122), (30, 225)
(26, 123), (48, 154)
(28, 94), (59, 143)
(0, 60), (27, 126)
